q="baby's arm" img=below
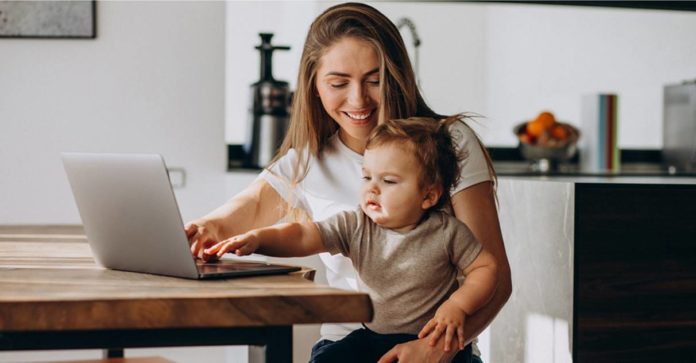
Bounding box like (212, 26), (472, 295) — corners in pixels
(418, 249), (498, 352)
(204, 222), (327, 258)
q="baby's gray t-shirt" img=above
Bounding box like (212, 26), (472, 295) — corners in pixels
(315, 208), (482, 335)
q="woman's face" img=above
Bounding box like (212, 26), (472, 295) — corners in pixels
(315, 37), (380, 153)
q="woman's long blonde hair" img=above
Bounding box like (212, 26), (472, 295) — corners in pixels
(269, 2), (496, 216)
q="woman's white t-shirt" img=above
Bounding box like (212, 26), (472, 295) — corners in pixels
(259, 121), (491, 344)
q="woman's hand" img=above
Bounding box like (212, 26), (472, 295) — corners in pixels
(184, 220), (221, 261)
(377, 337), (458, 363)
(418, 300), (467, 352)
(204, 232), (260, 257)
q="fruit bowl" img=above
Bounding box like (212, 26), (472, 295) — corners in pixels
(513, 118), (580, 162)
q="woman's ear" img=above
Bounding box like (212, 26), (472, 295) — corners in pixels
(421, 185), (442, 210)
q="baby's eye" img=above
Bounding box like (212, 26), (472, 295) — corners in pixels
(362, 176), (371, 181)
(383, 179), (396, 184)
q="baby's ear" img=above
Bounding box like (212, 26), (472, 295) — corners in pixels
(421, 184), (442, 210)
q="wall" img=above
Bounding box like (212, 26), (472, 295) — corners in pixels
(0, 1), (227, 225)
(0, 1), (234, 362)
(224, 1), (487, 144)
(483, 4), (696, 148)
(225, 1), (321, 144)
(225, 2), (696, 149)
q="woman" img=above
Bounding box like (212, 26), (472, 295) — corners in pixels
(186, 3), (511, 362)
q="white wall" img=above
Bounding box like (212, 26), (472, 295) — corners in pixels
(0, 1), (227, 224)
(0, 1), (233, 361)
(225, 1), (321, 144)
(224, 1), (488, 144)
(225, 2), (696, 149)
(482, 4), (696, 148)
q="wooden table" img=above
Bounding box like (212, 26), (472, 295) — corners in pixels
(0, 226), (373, 363)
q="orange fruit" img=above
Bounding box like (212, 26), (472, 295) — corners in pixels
(535, 111), (556, 129)
(526, 120), (545, 137)
(551, 124), (568, 140)
(519, 133), (534, 144)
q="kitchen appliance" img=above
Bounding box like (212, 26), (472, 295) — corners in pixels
(663, 81), (696, 173)
(245, 33), (291, 168)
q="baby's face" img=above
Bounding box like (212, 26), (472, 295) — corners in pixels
(360, 143), (433, 233)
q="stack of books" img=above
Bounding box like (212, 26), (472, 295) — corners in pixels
(580, 94), (620, 173)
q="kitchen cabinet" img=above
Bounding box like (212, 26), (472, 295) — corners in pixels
(490, 176), (696, 362)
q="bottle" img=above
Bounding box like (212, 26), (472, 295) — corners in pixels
(244, 33), (291, 168)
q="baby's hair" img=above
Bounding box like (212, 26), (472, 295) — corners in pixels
(365, 114), (465, 210)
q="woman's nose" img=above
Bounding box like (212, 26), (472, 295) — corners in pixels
(348, 83), (368, 107)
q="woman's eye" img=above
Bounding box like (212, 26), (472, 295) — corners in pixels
(330, 83), (348, 89)
(366, 80), (380, 86)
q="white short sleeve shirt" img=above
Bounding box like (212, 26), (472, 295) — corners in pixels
(259, 120), (491, 341)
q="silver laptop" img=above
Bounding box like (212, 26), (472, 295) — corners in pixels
(61, 152), (300, 279)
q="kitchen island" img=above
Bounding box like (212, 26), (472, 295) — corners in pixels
(489, 176), (696, 363)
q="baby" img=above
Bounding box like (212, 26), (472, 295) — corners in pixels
(206, 115), (498, 363)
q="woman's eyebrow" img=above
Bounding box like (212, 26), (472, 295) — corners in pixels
(324, 68), (380, 78)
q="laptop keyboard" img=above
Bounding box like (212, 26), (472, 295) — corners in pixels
(196, 260), (275, 273)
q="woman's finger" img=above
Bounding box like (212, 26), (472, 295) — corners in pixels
(184, 224), (197, 238)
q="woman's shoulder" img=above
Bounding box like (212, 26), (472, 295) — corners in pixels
(447, 117), (479, 147)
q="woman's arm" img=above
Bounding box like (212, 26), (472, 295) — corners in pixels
(451, 181), (512, 342)
(186, 178), (288, 260)
(379, 181), (511, 363)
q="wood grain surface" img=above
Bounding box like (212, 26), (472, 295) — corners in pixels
(574, 185), (696, 362)
(0, 226), (373, 331)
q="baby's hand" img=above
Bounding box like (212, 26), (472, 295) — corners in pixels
(204, 232), (260, 257)
(417, 300), (467, 352)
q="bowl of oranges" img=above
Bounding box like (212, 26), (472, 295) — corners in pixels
(514, 111), (580, 162)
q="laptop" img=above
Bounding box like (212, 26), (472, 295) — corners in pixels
(61, 152), (301, 279)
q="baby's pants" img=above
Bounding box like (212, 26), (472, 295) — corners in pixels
(309, 327), (473, 363)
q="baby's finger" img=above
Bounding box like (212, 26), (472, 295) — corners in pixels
(443, 325), (454, 352)
(196, 237), (216, 259)
(204, 243), (222, 255)
(233, 241), (256, 256)
(418, 320), (436, 339)
(205, 235), (236, 254)
(428, 324), (445, 347)
(457, 326), (465, 350)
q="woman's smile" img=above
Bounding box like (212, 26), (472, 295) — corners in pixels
(315, 36), (381, 153)
(343, 109), (376, 125)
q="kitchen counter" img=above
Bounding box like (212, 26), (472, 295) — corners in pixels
(500, 175), (696, 184)
(488, 177), (696, 362)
